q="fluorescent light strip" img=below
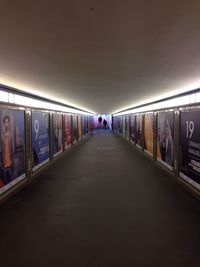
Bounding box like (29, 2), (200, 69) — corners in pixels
(0, 90), (94, 115)
(113, 92), (198, 116)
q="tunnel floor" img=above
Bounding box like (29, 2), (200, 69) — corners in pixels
(0, 130), (200, 267)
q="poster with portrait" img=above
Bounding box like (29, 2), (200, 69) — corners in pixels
(83, 116), (88, 135)
(144, 113), (154, 156)
(129, 114), (136, 143)
(0, 109), (25, 194)
(125, 115), (130, 140)
(119, 116), (123, 134)
(81, 116), (84, 136)
(157, 111), (174, 170)
(122, 116), (126, 138)
(88, 116), (93, 132)
(52, 113), (63, 157)
(32, 111), (49, 172)
(113, 116), (119, 132)
(64, 114), (72, 149)
(78, 115), (82, 139)
(179, 110), (200, 189)
(72, 114), (78, 142)
(136, 114), (143, 147)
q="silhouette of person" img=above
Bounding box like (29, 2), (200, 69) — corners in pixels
(103, 119), (107, 128)
(98, 116), (102, 124)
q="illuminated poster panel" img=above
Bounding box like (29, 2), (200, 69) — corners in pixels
(64, 114), (72, 149)
(122, 116), (126, 138)
(144, 113), (154, 156)
(180, 110), (200, 190)
(136, 114), (143, 147)
(52, 113), (63, 157)
(72, 114), (78, 142)
(157, 111), (174, 170)
(125, 115), (130, 140)
(83, 116), (88, 135)
(0, 109), (25, 194)
(119, 116), (123, 134)
(129, 114), (136, 143)
(32, 112), (49, 171)
(81, 116), (84, 136)
(78, 115), (82, 139)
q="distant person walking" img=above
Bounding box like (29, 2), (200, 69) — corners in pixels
(98, 116), (102, 124)
(103, 119), (108, 128)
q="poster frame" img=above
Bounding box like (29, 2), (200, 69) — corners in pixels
(31, 109), (50, 173)
(144, 112), (154, 157)
(0, 104), (27, 195)
(52, 112), (63, 158)
(156, 110), (175, 171)
(178, 107), (200, 190)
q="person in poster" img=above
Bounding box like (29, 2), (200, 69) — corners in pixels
(144, 113), (154, 155)
(78, 115), (82, 139)
(53, 113), (63, 156)
(122, 116), (126, 137)
(32, 112), (49, 170)
(73, 114), (78, 142)
(180, 110), (200, 187)
(0, 110), (25, 190)
(157, 112), (174, 167)
(136, 114), (143, 147)
(83, 116), (88, 135)
(129, 114), (136, 142)
(64, 114), (72, 148)
(125, 115), (130, 140)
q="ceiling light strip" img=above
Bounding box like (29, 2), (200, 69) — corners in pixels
(113, 91), (200, 116)
(0, 90), (94, 115)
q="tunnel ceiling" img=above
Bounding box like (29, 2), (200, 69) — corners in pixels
(0, 0), (200, 114)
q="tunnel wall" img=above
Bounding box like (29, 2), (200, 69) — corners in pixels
(113, 104), (200, 197)
(0, 88), (93, 203)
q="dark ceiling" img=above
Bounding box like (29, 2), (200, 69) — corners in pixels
(0, 0), (200, 113)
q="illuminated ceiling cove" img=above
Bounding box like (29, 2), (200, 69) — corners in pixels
(0, 0), (200, 113)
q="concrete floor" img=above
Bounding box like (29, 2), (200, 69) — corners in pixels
(0, 130), (200, 267)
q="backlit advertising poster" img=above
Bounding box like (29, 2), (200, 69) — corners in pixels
(93, 114), (112, 130)
(72, 115), (78, 142)
(125, 115), (130, 140)
(83, 116), (88, 135)
(0, 109), (25, 194)
(129, 114), (136, 143)
(157, 111), (174, 170)
(113, 116), (120, 132)
(144, 113), (154, 156)
(32, 111), (49, 171)
(78, 115), (82, 139)
(52, 113), (63, 157)
(122, 116), (126, 138)
(81, 116), (84, 136)
(136, 114), (143, 147)
(180, 110), (200, 189)
(64, 114), (72, 149)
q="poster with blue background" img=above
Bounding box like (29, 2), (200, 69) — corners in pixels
(32, 112), (50, 171)
(0, 109), (25, 194)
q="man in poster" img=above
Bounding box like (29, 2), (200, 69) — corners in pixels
(0, 110), (25, 189)
(0, 115), (13, 184)
(157, 112), (174, 168)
